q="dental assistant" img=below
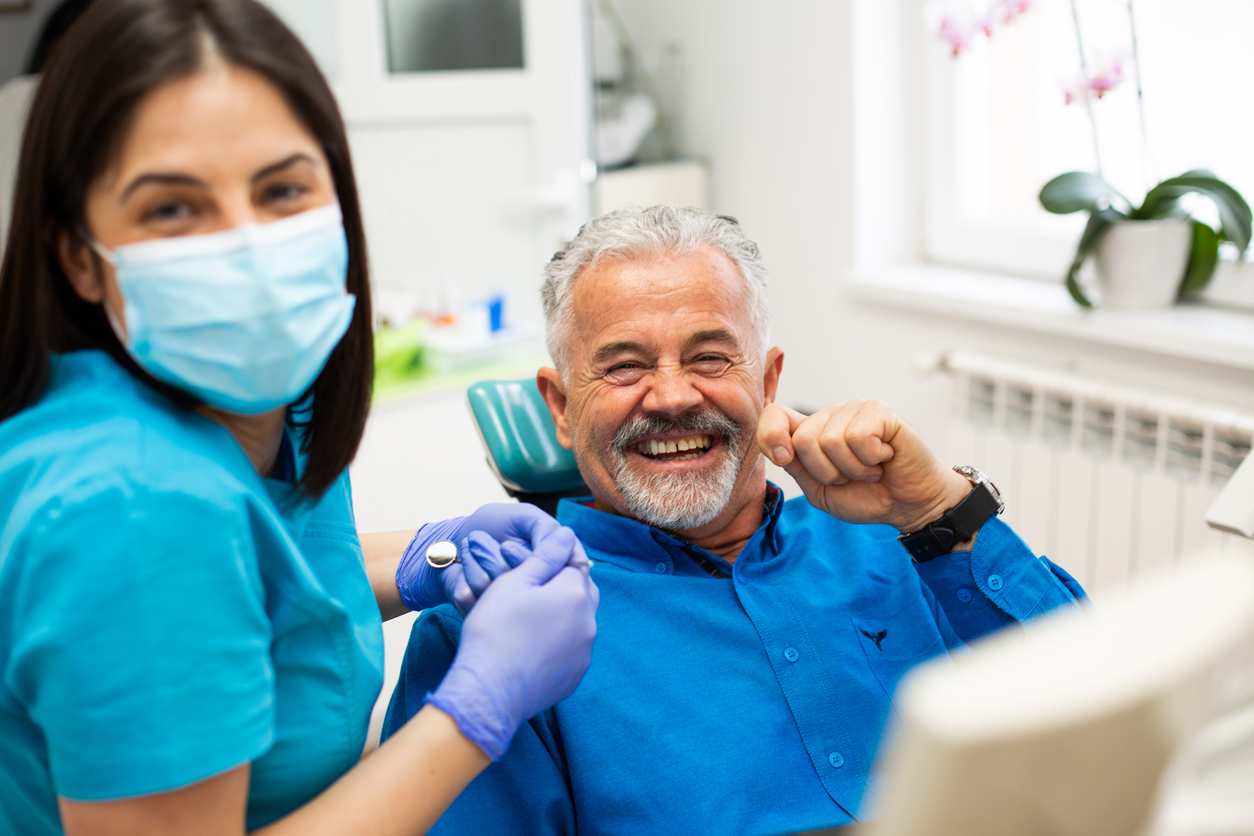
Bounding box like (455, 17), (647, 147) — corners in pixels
(0, 2), (598, 835)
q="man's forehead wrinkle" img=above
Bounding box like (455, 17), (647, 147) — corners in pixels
(566, 249), (756, 369)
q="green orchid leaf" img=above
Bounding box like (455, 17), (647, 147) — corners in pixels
(1179, 221), (1221, 296)
(1064, 208), (1121, 307)
(1040, 172), (1127, 216)
(1140, 175), (1251, 253)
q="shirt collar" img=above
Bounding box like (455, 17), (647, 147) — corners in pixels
(556, 483), (786, 576)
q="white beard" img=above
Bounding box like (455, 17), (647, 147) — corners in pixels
(605, 411), (746, 531)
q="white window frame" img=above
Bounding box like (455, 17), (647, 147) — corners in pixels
(912, 2), (1254, 309)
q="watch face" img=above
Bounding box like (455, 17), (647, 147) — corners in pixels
(955, 465), (1004, 510)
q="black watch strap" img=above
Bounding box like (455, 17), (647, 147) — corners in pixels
(898, 475), (1004, 562)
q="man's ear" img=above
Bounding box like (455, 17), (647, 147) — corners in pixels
(762, 347), (784, 405)
(536, 367), (574, 450)
(56, 227), (106, 303)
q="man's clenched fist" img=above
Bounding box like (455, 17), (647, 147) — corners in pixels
(756, 400), (975, 538)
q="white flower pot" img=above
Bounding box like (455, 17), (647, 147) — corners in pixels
(1093, 218), (1193, 310)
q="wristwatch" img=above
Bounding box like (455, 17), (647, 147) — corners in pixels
(897, 466), (1005, 563)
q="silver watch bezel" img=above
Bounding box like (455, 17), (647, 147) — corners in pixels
(953, 465), (1006, 514)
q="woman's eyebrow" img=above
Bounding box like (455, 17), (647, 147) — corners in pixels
(119, 172), (205, 201)
(251, 152), (316, 183)
(118, 153), (317, 202)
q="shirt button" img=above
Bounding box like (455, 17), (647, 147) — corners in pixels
(956, 587), (973, 603)
(654, 562), (668, 574)
(828, 751), (844, 769)
(988, 574), (1004, 591)
(784, 647), (800, 663)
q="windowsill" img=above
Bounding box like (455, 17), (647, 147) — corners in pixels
(846, 264), (1254, 373)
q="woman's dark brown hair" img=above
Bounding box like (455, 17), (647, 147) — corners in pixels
(0, 0), (373, 499)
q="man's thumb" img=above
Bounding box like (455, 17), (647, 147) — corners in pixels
(757, 403), (805, 465)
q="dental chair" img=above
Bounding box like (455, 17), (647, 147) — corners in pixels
(466, 378), (588, 517)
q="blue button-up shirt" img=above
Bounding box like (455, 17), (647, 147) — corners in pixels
(384, 488), (1085, 836)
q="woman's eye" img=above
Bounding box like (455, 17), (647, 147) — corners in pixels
(142, 201), (193, 223)
(262, 182), (309, 204)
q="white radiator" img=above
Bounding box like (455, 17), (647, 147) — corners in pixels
(931, 350), (1254, 597)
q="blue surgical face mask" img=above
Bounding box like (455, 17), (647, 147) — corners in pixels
(91, 203), (355, 415)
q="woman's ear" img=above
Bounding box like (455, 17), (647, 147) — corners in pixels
(56, 227), (106, 303)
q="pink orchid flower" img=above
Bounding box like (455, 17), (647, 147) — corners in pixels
(996, 0), (1034, 24)
(1061, 54), (1127, 105)
(928, 0), (1034, 58)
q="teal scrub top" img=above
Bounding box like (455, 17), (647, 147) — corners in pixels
(0, 351), (385, 834)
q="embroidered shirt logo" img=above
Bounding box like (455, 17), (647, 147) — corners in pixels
(861, 628), (887, 651)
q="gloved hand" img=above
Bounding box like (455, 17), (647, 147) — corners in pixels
(395, 502), (564, 614)
(427, 526), (599, 760)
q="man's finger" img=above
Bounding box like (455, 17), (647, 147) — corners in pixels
(817, 406), (884, 482)
(843, 401), (898, 469)
(791, 411), (846, 485)
(757, 403), (808, 466)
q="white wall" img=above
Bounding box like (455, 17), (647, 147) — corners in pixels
(611, 0), (856, 415)
(609, 0), (1254, 437)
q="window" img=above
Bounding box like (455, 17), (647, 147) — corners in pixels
(925, 0), (1254, 294)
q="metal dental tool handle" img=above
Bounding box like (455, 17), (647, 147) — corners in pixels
(426, 539), (461, 569)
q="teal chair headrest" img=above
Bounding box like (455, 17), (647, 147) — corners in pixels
(466, 378), (587, 496)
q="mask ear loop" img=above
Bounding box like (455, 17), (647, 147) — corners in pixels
(80, 231), (128, 345)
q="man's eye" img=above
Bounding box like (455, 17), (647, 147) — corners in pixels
(605, 363), (648, 384)
(690, 356), (732, 375)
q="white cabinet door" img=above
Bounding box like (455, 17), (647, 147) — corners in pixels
(266, 0), (593, 325)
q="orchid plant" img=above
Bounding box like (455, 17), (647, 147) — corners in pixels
(929, 0), (1034, 57)
(1039, 169), (1252, 307)
(932, 0), (1253, 307)
(1039, 0), (1251, 306)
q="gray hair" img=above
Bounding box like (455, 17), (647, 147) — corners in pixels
(540, 205), (771, 370)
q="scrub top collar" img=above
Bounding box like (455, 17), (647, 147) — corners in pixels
(555, 483), (786, 578)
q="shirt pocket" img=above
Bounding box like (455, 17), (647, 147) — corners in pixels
(850, 598), (949, 719)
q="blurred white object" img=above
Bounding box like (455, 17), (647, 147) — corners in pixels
(1093, 219), (1193, 310)
(596, 92), (657, 168)
(1206, 451), (1254, 538)
(1152, 704), (1254, 836)
(868, 555), (1254, 836)
(0, 75), (37, 262)
(594, 159), (709, 214)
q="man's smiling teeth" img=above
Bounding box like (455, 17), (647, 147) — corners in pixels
(636, 435), (713, 460)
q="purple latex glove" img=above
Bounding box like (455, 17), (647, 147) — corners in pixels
(427, 526), (599, 760)
(395, 502), (564, 613)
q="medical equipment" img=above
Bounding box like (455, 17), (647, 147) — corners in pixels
(425, 540), (460, 569)
(466, 378), (588, 515)
(865, 554), (1254, 836)
(1205, 450), (1254, 538)
(422, 528), (598, 761)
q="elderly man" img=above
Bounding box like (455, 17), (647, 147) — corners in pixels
(383, 206), (1086, 835)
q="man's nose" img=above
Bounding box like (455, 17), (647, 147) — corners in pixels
(641, 367), (704, 416)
